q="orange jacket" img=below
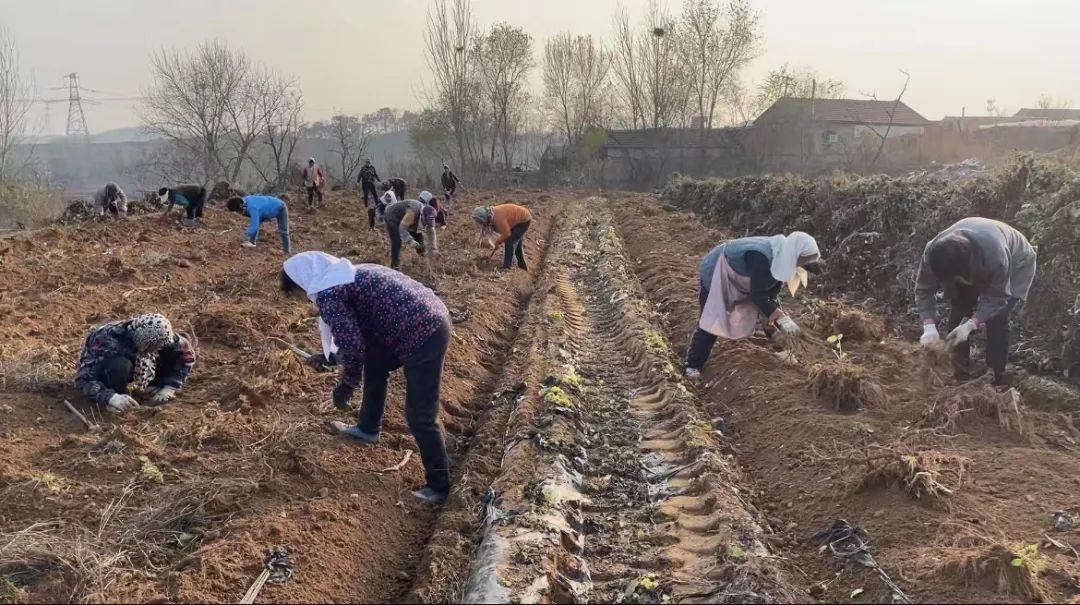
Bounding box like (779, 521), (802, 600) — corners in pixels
(491, 204), (532, 245)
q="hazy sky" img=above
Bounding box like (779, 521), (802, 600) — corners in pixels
(5, 0), (1080, 136)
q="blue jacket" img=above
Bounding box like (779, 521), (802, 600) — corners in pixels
(244, 195), (286, 241)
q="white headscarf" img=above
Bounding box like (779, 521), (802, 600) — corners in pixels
(282, 252), (357, 358)
(419, 190), (433, 204)
(767, 231), (820, 296)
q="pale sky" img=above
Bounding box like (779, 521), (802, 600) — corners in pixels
(5, 0), (1080, 136)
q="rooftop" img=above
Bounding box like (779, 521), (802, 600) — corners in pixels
(755, 97), (931, 127)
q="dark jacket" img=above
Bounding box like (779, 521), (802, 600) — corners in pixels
(358, 164), (380, 184)
(165, 184), (206, 212)
(74, 321), (197, 406)
(441, 170), (460, 191)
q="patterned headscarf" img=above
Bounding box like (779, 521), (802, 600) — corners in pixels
(472, 206), (493, 225)
(128, 313), (176, 391)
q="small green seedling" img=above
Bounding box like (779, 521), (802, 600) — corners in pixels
(547, 310), (565, 322)
(32, 472), (64, 493)
(138, 455), (164, 484)
(1010, 543), (1040, 569)
(827, 333), (847, 360)
(726, 543), (748, 562)
(540, 385), (573, 408)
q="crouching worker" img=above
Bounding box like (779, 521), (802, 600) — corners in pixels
(159, 184), (207, 226)
(226, 194), (291, 255)
(419, 190), (447, 229)
(916, 217), (1036, 386)
(94, 183), (128, 218)
(74, 313), (197, 413)
(281, 251), (452, 504)
(686, 232), (821, 380)
(471, 204), (532, 270)
(384, 197), (437, 270)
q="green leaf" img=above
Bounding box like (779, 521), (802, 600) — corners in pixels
(1010, 557), (1024, 567)
(826, 335), (838, 343)
(176, 532), (199, 550)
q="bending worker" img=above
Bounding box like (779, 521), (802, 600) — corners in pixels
(471, 204), (532, 271)
(226, 194), (291, 255)
(159, 184), (208, 226)
(94, 182), (128, 218)
(916, 217), (1036, 386)
(686, 232), (820, 379)
(74, 313), (197, 413)
(384, 197), (437, 270)
(281, 251), (452, 504)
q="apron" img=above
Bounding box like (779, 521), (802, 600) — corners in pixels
(698, 244), (760, 339)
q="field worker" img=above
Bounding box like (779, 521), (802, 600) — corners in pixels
(375, 188), (396, 225)
(94, 183), (128, 218)
(159, 184), (208, 226)
(384, 177), (408, 202)
(358, 159), (381, 229)
(225, 194), (291, 255)
(419, 190), (447, 229)
(302, 158), (326, 209)
(471, 204), (532, 271)
(441, 165), (461, 210)
(74, 313), (197, 413)
(686, 232), (821, 380)
(916, 217), (1036, 386)
(281, 251), (452, 504)
(384, 197), (437, 270)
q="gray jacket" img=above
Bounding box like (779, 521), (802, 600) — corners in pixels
(384, 199), (437, 250)
(915, 217), (1036, 323)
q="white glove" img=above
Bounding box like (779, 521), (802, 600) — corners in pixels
(920, 324), (941, 347)
(107, 393), (140, 413)
(776, 315), (800, 335)
(152, 386), (177, 402)
(242, 241), (257, 248)
(947, 318), (978, 346)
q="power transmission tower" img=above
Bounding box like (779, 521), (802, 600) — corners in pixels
(63, 72), (90, 138)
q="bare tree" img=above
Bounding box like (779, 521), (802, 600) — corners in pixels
(1036, 93), (1073, 110)
(140, 40), (249, 185)
(611, 5), (645, 129)
(0, 28), (34, 184)
(679, 0), (760, 129)
(424, 0), (479, 176)
(860, 69), (911, 171)
(476, 23), (534, 175)
(254, 79), (304, 188)
(543, 33), (611, 146)
(640, 1), (689, 128)
(308, 115), (373, 186)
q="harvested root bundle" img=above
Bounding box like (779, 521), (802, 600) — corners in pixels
(920, 342), (952, 389)
(921, 383), (1025, 435)
(937, 544), (1047, 601)
(244, 346), (310, 399)
(857, 448), (968, 500)
(808, 361), (888, 412)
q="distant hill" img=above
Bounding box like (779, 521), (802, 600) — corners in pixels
(90, 127), (161, 144)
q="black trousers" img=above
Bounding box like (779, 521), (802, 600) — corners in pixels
(503, 220), (530, 270)
(97, 351), (178, 393)
(388, 223), (423, 269)
(356, 321), (451, 494)
(686, 285), (718, 371)
(307, 186), (323, 207)
(392, 182), (406, 201)
(949, 284), (1015, 380)
(361, 181), (378, 205)
(185, 193), (205, 220)
(368, 207), (377, 230)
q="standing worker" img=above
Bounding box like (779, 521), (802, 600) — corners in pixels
(74, 313), (197, 413)
(302, 158), (326, 209)
(441, 165), (461, 213)
(685, 233), (821, 379)
(358, 159), (381, 230)
(384, 197), (437, 270)
(159, 184), (208, 226)
(471, 204), (532, 271)
(93, 183), (128, 219)
(225, 194), (292, 255)
(916, 217), (1037, 386)
(281, 251), (453, 504)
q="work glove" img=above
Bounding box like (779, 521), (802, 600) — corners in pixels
(920, 324), (941, 347)
(776, 315), (801, 336)
(947, 318), (978, 347)
(242, 241), (257, 248)
(151, 386), (177, 402)
(332, 382), (355, 410)
(107, 393), (140, 413)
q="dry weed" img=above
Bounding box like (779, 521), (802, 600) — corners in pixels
(856, 447), (969, 500)
(808, 361), (888, 411)
(937, 544), (1047, 601)
(921, 383), (1025, 435)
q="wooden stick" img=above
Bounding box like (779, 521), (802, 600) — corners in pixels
(379, 450), (413, 473)
(240, 568), (271, 604)
(63, 400), (95, 431)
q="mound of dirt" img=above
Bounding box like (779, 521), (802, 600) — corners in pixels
(831, 309), (885, 342)
(808, 360), (888, 411)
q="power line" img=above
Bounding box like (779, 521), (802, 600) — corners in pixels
(63, 73), (90, 138)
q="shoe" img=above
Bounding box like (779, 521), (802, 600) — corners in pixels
(412, 486), (448, 505)
(686, 368), (702, 380)
(331, 421), (379, 444)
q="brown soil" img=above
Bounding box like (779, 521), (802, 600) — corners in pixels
(0, 190), (563, 603)
(615, 195), (1080, 604)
